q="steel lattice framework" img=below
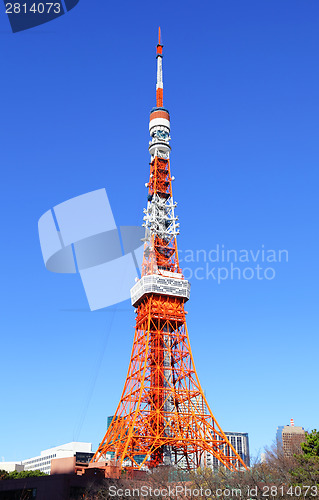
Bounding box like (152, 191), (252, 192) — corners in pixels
(92, 29), (247, 472)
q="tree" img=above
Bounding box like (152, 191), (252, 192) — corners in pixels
(290, 455), (319, 487)
(0, 469), (47, 480)
(289, 429), (319, 491)
(0, 469), (9, 480)
(301, 429), (319, 457)
(189, 439), (318, 500)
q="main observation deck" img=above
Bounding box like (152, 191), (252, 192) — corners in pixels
(130, 271), (190, 307)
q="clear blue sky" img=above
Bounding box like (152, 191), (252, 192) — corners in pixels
(0, 0), (318, 463)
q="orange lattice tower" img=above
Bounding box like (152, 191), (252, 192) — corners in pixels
(92, 29), (247, 472)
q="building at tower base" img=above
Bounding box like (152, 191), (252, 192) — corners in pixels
(106, 414), (250, 470)
(22, 442), (93, 475)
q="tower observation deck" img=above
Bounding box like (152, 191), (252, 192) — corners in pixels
(92, 29), (247, 472)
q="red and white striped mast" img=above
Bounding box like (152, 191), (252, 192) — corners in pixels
(156, 27), (164, 108)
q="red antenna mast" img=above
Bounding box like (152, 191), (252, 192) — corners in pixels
(92, 30), (247, 472)
(156, 26), (164, 108)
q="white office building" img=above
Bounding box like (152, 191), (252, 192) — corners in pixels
(22, 442), (93, 475)
(207, 431), (250, 469)
(0, 462), (24, 473)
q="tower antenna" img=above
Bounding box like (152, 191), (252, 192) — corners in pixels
(156, 26), (163, 108)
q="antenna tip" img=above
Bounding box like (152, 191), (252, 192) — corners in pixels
(158, 27), (161, 45)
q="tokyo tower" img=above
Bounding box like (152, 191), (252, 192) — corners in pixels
(92, 29), (247, 472)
